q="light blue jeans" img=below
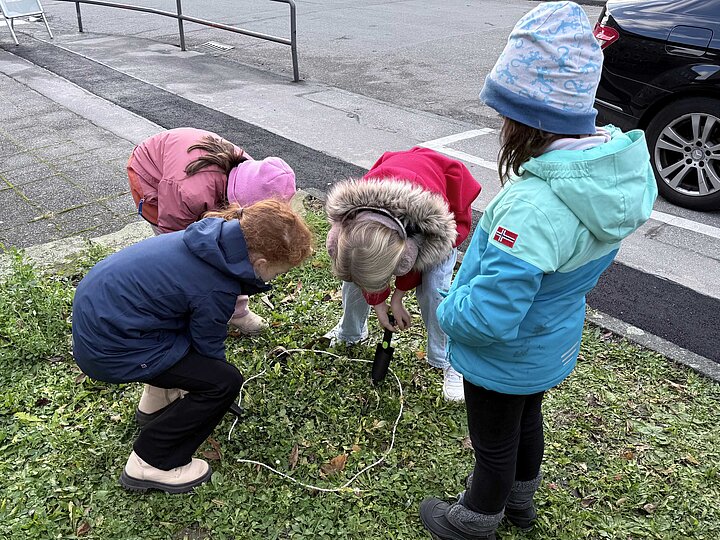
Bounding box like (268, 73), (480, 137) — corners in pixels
(326, 249), (457, 369)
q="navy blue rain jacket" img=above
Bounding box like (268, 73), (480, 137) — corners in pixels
(72, 218), (270, 383)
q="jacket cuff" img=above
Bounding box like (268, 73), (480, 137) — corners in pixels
(362, 287), (391, 305)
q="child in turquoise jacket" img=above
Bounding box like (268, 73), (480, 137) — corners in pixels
(419, 3), (657, 539)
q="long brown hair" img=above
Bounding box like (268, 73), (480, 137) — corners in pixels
(497, 118), (565, 184)
(185, 135), (248, 176)
(204, 200), (313, 266)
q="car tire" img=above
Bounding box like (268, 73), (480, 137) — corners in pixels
(644, 96), (720, 211)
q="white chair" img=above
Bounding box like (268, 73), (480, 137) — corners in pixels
(0, 0), (53, 45)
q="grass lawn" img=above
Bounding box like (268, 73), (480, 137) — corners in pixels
(1, 203), (719, 539)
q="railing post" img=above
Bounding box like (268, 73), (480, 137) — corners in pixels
(289, 0), (298, 82)
(175, 0), (186, 51)
(75, 1), (84, 32)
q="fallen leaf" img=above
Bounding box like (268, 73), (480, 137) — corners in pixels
(621, 449), (634, 460)
(415, 350), (426, 360)
(351, 444), (361, 453)
(320, 454), (347, 477)
(280, 294), (295, 304)
(683, 453), (700, 465)
(461, 436), (473, 450)
(666, 380), (687, 391)
(75, 373), (87, 384)
(76, 522), (91, 536)
(581, 497), (596, 508)
(202, 449), (221, 461)
(289, 444), (299, 470)
(110, 415), (121, 422)
(261, 295), (275, 310)
(642, 503), (656, 514)
(208, 437), (223, 461)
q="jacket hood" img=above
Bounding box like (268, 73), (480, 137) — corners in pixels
(521, 127), (657, 243)
(325, 179), (457, 272)
(183, 218), (271, 293)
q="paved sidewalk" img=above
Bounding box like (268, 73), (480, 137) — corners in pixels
(0, 70), (141, 248)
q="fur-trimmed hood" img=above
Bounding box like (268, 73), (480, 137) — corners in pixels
(325, 178), (457, 272)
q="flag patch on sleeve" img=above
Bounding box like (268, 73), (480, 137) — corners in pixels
(493, 226), (518, 248)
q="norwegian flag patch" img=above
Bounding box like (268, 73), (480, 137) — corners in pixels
(493, 226), (518, 248)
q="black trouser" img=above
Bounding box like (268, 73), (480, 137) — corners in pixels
(134, 349), (243, 470)
(463, 379), (545, 514)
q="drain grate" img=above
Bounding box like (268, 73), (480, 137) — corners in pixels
(196, 41), (235, 55)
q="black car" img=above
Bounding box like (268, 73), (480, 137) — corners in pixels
(593, 0), (720, 211)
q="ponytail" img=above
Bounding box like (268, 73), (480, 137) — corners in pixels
(185, 135), (249, 176)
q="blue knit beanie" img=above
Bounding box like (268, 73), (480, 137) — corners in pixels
(480, 1), (603, 135)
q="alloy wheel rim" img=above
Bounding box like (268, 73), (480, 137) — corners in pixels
(654, 112), (720, 198)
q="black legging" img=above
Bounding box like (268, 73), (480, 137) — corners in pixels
(134, 349), (243, 470)
(463, 380), (545, 514)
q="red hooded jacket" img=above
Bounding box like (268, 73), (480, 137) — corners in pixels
(362, 147), (481, 303)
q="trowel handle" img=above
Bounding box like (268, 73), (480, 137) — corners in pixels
(382, 314), (396, 348)
(372, 315), (396, 384)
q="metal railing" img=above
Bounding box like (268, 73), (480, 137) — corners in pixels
(54, 0), (299, 81)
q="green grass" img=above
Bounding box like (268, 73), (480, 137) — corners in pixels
(1, 206), (719, 539)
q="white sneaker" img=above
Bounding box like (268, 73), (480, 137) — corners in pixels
(229, 309), (268, 336)
(442, 366), (465, 402)
(120, 451), (212, 494)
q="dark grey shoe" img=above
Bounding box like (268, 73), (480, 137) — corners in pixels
(419, 497), (502, 540)
(464, 472), (541, 530)
(505, 475), (542, 530)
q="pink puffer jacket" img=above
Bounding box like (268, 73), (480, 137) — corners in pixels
(127, 128), (248, 233)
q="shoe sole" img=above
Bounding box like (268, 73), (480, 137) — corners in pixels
(119, 465), (213, 494)
(228, 327), (266, 337)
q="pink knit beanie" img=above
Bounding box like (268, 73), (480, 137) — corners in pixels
(226, 157), (296, 206)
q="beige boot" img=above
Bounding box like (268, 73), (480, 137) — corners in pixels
(135, 385), (186, 426)
(120, 451), (212, 494)
(228, 309), (268, 336)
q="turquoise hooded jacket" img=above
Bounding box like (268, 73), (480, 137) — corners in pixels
(437, 127), (657, 394)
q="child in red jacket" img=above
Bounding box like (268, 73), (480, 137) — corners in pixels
(324, 147), (481, 401)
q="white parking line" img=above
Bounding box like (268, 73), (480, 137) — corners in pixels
(650, 210), (720, 240)
(420, 130), (720, 241)
(419, 129), (498, 170)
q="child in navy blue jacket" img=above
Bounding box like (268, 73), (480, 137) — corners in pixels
(72, 199), (313, 493)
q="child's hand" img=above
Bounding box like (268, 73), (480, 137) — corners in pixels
(372, 302), (397, 332)
(390, 289), (412, 330)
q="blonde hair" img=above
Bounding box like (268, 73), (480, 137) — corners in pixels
(332, 219), (406, 292)
(204, 200), (313, 266)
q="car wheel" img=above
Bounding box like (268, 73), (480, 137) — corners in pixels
(644, 97), (720, 211)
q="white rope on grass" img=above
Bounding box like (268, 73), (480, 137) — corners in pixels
(227, 348), (404, 493)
